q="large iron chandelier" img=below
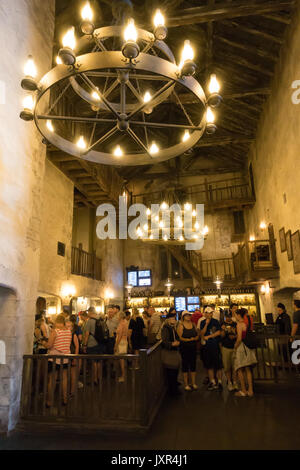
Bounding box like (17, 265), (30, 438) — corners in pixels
(20, 2), (222, 166)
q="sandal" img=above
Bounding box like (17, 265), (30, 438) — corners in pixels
(184, 385), (192, 392)
(235, 391), (247, 397)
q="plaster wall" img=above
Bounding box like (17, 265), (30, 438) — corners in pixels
(245, 5), (300, 315)
(0, 0), (55, 431)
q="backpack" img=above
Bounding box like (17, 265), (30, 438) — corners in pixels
(243, 316), (260, 350)
(91, 318), (109, 344)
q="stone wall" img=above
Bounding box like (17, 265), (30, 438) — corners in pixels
(245, 4), (300, 319)
(0, 0), (55, 432)
(39, 160), (124, 311)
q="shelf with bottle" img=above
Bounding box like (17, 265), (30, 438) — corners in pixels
(230, 293), (256, 307)
(125, 297), (148, 309)
(201, 295), (230, 307)
(149, 296), (174, 308)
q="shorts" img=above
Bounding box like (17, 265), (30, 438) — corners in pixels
(221, 347), (235, 372)
(86, 344), (106, 355)
(201, 345), (223, 371)
(48, 361), (69, 372)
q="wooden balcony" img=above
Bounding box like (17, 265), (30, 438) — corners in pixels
(71, 246), (102, 281)
(233, 239), (280, 283)
(132, 176), (255, 211)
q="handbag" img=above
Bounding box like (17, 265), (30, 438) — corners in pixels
(117, 339), (128, 355)
(243, 316), (260, 350)
(161, 328), (181, 369)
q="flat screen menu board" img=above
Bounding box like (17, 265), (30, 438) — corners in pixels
(127, 269), (152, 287)
(188, 304), (200, 312)
(175, 297), (186, 312)
(127, 271), (138, 287)
(187, 296), (200, 305)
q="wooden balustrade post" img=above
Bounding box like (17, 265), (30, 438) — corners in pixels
(139, 349), (148, 427)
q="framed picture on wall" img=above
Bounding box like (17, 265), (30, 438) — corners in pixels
(291, 231), (300, 274)
(286, 230), (293, 261)
(279, 227), (286, 252)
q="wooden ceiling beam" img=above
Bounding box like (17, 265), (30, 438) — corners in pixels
(215, 35), (278, 62)
(168, 1), (294, 27)
(225, 20), (284, 44)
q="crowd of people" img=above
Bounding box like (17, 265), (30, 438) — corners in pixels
(32, 298), (300, 405)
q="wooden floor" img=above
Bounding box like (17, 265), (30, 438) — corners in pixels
(2, 358), (300, 450)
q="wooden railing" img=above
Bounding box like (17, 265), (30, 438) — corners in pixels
(20, 343), (166, 430)
(71, 246), (102, 281)
(252, 333), (300, 382)
(183, 251), (235, 284)
(132, 176), (254, 207)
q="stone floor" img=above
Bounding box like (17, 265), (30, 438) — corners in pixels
(1, 365), (300, 450)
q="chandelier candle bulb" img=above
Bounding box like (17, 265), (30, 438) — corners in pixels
(76, 136), (86, 150)
(161, 202), (168, 210)
(122, 19), (140, 59)
(46, 120), (54, 132)
(182, 130), (190, 142)
(206, 107), (217, 134)
(146, 208), (151, 216)
(179, 40), (196, 77)
(153, 9), (167, 40)
(80, 1), (95, 35)
(113, 145), (123, 157)
(20, 94), (35, 120)
(91, 90), (101, 101)
(149, 142), (159, 155)
(208, 74), (222, 108)
(143, 91), (153, 114)
(21, 55), (38, 91)
(59, 27), (76, 65)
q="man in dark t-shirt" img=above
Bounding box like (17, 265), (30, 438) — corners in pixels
(200, 307), (223, 391)
(220, 313), (238, 391)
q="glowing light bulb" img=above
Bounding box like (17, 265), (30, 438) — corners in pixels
(194, 222), (199, 230)
(81, 1), (93, 21)
(193, 234), (198, 240)
(260, 221), (267, 230)
(163, 235), (168, 241)
(143, 91), (152, 103)
(91, 90), (101, 101)
(249, 235), (255, 241)
(202, 225), (209, 236)
(184, 203), (191, 211)
(46, 120), (54, 132)
(146, 208), (151, 216)
(206, 107), (215, 124)
(155, 215), (159, 222)
(161, 201), (168, 210)
(179, 40), (194, 68)
(179, 235), (184, 241)
(149, 142), (159, 155)
(209, 74), (220, 94)
(154, 9), (165, 27)
(62, 27), (76, 50)
(159, 221), (164, 228)
(24, 56), (37, 78)
(177, 218), (183, 228)
(114, 145), (123, 157)
(143, 224), (148, 231)
(76, 136), (86, 149)
(192, 210), (196, 217)
(182, 130), (190, 142)
(23, 95), (35, 111)
(150, 234), (154, 240)
(56, 55), (63, 65)
(261, 285), (266, 294)
(124, 18), (137, 43)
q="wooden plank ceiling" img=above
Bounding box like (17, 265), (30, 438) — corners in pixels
(49, 0), (295, 207)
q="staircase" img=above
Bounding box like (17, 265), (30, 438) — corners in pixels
(167, 246), (236, 287)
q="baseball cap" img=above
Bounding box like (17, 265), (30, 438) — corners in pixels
(182, 310), (192, 318)
(204, 307), (214, 314)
